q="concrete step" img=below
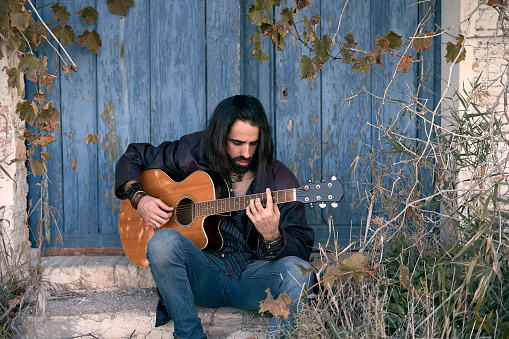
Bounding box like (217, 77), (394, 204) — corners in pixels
(26, 288), (269, 339)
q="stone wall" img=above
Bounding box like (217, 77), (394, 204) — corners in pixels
(0, 45), (32, 267)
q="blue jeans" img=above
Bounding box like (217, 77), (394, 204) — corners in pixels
(146, 229), (312, 339)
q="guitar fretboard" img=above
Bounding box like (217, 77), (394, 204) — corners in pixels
(195, 188), (296, 217)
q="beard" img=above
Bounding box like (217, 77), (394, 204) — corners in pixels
(228, 155), (253, 174)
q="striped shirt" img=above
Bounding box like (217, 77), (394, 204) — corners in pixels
(208, 182), (284, 279)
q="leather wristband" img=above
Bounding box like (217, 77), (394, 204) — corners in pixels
(130, 191), (147, 210)
(126, 182), (143, 201)
(263, 233), (283, 251)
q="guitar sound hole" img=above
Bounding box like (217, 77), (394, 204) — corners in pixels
(175, 198), (194, 227)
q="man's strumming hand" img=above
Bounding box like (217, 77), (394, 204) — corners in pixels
(137, 195), (173, 229)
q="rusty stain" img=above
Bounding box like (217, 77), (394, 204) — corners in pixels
(101, 99), (123, 212)
(104, 187), (110, 207)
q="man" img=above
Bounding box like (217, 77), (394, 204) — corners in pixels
(115, 95), (314, 338)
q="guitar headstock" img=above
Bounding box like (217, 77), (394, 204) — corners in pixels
(296, 176), (344, 208)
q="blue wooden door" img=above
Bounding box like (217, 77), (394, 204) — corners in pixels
(28, 0), (440, 250)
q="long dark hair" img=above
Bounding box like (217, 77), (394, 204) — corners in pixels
(203, 95), (274, 180)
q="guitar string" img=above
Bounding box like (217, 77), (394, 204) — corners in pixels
(168, 187), (329, 217)
(169, 189), (298, 217)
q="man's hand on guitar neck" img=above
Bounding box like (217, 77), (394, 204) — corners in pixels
(138, 195), (173, 229)
(246, 188), (281, 242)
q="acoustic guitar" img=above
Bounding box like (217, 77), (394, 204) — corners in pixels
(119, 169), (344, 267)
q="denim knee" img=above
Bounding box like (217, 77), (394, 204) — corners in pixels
(146, 229), (186, 265)
(276, 256), (312, 298)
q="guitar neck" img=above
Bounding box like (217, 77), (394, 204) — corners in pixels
(195, 188), (296, 217)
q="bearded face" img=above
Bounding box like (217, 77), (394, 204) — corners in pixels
(228, 155), (253, 174)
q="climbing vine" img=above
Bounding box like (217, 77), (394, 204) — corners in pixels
(1, 0), (133, 177)
(247, 0), (469, 80)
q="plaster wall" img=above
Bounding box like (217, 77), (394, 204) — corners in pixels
(0, 45), (32, 266)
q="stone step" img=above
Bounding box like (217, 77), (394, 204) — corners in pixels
(41, 255), (156, 291)
(34, 256), (270, 338)
(26, 288), (269, 339)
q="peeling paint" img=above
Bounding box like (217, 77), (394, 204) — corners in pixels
(287, 119), (294, 138)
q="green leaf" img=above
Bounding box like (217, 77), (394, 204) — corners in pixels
(10, 12), (30, 32)
(322, 265), (341, 289)
(39, 102), (60, 131)
(16, 100), (36, 125)
(248, 3), (265, 27)
(299, 55), (323, 80)
(107, 0), (134, 16)
(411, 30), (433, 52)
(53, 25), (76, 46)
(386, 31), (403, 49)
(41, 152), (51, 162)
(26, 147), (36, 158)
(376, 31), (403, 50)
(340, 33), (358, 64)
(250, 32), (270, 63)
(312, 34), (332, 63)
(295, 262), (314, 275)
(18, 53), (47, 83)
(51, 3), (71, 25)
(352, 55), (371, 74)
(467, 310), (494, 335)
(280, 8), (294, 26)
(446, 34), (467, 63)
(302, 14), (314, 44)
(399, 264), (415, 292)
(78, 29), (102, 54)
(339, 252), (366, 272)
(32, 134), (55, 147)
(75, 6), (99, 24)
(6, 67), (20, 89)
(29, 158), (46, 176)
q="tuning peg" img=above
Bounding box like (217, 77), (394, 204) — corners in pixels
(319, 203), (326, 209)
(331, 202), (338, 208)
(309, 202), (313, 209)
(331, 176), (337, 181)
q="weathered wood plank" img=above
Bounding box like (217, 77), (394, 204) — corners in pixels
(206, 0), (242, 115)
(274, 2), (322, 226)
(241, 0), (274, 126)
(27, 0), (64, 249)
(370, 0), (419, 223)
(321, 0), (372, 230)
(150, 0), (207, 144)
(96, 1), (150, 240)
(59, 0), (98, 241)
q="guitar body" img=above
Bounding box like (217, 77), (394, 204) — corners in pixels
(119, 169), (229, 268)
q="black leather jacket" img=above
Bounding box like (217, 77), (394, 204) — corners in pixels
(115, 131), (314, 262)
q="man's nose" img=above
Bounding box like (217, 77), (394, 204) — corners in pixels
(240, 145), (250, 158)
